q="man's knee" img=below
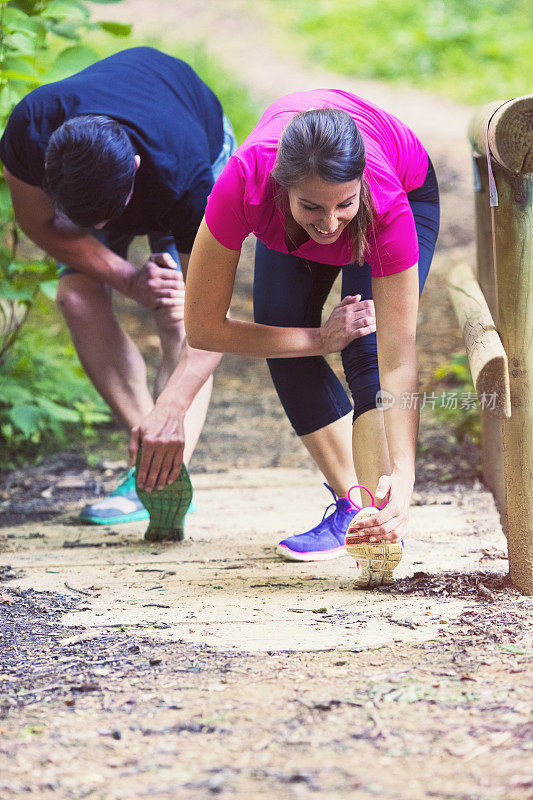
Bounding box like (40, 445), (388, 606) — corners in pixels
(56, 276), (112, 326)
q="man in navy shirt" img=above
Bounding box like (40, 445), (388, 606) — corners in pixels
(0, 48), (236, 523)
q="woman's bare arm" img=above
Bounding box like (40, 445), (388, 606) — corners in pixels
(349, 263), (420, 543)
(185, 218), (376, 358)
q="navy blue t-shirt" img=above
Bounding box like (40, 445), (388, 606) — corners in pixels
(0, 47), (224, 252)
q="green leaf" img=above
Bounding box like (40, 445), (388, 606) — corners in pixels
(39, 280), (58, 300)
(2, 69), (40, 84)
(41, 1), (89, 21)
(1, 6), (33, 27)
(43, 20), (83, 41)
(0, 382), (33, 405)
(0, 84), (26, 120)
(4, 32), (37, 56)
(8, 259), (50, 275)
(3, 53), (38, 73)
(9, 404), (44, 437)
(96, 21), (132, 37)
(36, 397), (79, 422)
(49, 45), (98, 77)
(0, 285), (33, 303)
(0, 182), (13, 218)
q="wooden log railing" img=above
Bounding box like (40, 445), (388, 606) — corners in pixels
(446, 262), (511, 419)
(452, 94), (533, 595)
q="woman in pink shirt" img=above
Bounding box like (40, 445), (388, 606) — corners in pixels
(141, 90), (439, 586)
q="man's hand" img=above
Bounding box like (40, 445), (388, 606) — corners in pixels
(320, 295), (376, 354)
(128, 252), (185, 310)
(129, 404), (186, 491)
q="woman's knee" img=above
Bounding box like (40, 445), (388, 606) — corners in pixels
(342, 334), (381, 418)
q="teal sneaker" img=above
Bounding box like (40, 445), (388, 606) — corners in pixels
(78, 467), (196, 526)
(78, 468), (148, 525)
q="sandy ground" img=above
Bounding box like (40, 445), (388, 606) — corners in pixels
(2, 470), (510, 652)
(1, 2), (532, 799)
(1, 470), (532, 799)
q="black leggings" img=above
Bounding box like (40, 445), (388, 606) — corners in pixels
(253, 159), (440, 436)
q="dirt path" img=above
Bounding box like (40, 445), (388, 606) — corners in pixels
(2, 3), (532, 799)
(2, 469), (532, 799)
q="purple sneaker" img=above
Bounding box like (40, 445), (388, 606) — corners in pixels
(276, 484), (357, 561)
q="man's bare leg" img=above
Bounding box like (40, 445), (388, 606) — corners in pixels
(57, 272), (154, 429)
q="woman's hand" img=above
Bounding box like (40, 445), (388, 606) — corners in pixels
(320, 295), (376, 354)
(349, 471), (414, 543)
(129, 404), (186, 491)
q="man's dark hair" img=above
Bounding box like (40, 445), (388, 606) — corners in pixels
(44, 115), (136, 227)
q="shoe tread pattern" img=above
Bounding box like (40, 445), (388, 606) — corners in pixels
(345, 511), (403, 587)
(135, 453), (193, 542)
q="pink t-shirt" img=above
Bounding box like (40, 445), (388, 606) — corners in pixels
(205, 89), (429, 276)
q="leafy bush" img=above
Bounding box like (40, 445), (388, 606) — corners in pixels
(0, 313), (111, 466)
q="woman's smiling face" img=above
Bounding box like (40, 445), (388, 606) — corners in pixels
(287, 174), (361, 244)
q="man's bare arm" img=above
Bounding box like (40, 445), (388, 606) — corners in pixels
(3, 167), (141, 295)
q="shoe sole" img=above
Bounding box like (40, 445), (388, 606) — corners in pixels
(345, 537), (403, 587)
(135, 458), (193, 542)
(276, 543), (347, 562)
(78, 502), (198, 526)
(78, 509), (149, 525)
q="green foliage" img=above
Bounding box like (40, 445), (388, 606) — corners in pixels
(267, 0), (533, 104)
(0, 312), (111, 467)
(431, 353), (481, 443)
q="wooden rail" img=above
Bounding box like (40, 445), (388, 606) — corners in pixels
(465, 95), (533, 594)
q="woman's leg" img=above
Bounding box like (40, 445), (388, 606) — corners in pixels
(254, 241), (358, 560)
(301, 415), (357, 499)
(254, 240), (356, 495)
(331, 259), (389, 497)
(343, 158), (440, 497)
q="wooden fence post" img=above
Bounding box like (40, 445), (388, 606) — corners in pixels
(472, 155), (507, 525)
(469, 95), (533, 595)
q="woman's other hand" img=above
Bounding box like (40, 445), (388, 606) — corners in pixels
(320, 294), (375, 354)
